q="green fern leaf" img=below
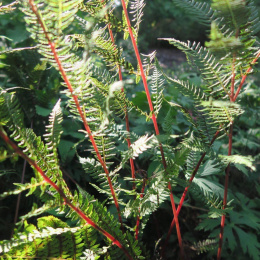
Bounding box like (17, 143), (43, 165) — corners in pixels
(151, 64), (164, 116)
(172, 0), (214, 25)
(129, 0), (146, 34)
(219, 154), (256, 171)
(159, 38), (230, 97)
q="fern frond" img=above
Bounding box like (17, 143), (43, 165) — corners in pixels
(124, 168), (170, 219)
(136, 51), (157, 83)
(17, 201), (59, 227)
(0, 46), (37, 55)
(166, 99), (219, 145)
(43, 99), (63, 166)
(219, 154), (256, 171)
(164, 76), (208, 101)
(212, 0), (250, 32)
(172, 0), (214, 25)
(162, 107), (176, 135)
(0, 178), (45, 200)
(123, 134), (157, 163)
(160, 38), (230, 97)
(206, 0), (260, 73)
(151, 64), (164, 116)
(67, 187), (144, 259)
(129, 0), (146, 34)
(0, 0), (18, 14)
(92, 30), (134, 73)
(0, 216), (98, 258)
(186, 150), (202, 174)
(0, 90), (70, 201)
(181, 132), (209, 152)
(192, 239), (217, 255)
(78, 1), (126, 33)
(193, 105), (220, 144)
(200, 100), (244, 126)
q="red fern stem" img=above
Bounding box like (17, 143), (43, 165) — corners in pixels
(0, 129), (133, 260)
(233, 51), (260, 101)
(217, 124), (233, 260)
(120, 0), (184, 257)
(28, 0), (124, 231)
(217, 48), (260, 259)
(162, 130), (220, 255)
(103, 5), (136, 189)
(135, 177), (147, 240)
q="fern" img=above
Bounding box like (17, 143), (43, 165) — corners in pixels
(160, 38), (230, 97)
(151, 64), (164, 116)
(0, 1), (18, 14)
(0, 216), (99, 258)
(0, 0), (259, 259)
(129, 0), (146, 34)
(192, 239), (217, 255)
(171, 0), (214, 26)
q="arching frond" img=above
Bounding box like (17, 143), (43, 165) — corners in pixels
(172, 0), (214, 25)
(67, 187), (144, 259)
(159, 39), (230, 97)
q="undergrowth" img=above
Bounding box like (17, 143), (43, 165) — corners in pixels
(0, 0), (259, 259)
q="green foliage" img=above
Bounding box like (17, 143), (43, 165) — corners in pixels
(0, 0), (259, 259)
(0, 216), (99, 259)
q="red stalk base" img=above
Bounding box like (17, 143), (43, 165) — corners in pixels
(162, 130), (220, 255)
(217, 124), (233, 260)
(0, 129), (132, 259)
(120, 0), (184, 257)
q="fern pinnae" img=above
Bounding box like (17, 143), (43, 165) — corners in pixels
(192, 239), (217, 255)
(171, 0), (214, 26)
(0, 0), (18, 14)
(0, 179), (45, 200)
(25, 0), (127, 230)
(0, 216), (98, 258)
(129, 0), (145, 35)
(160, 38), (230, 97)
(0, 131), (136, 259)
(150, 63), (164, 116)
(43, 99), (63, 164)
